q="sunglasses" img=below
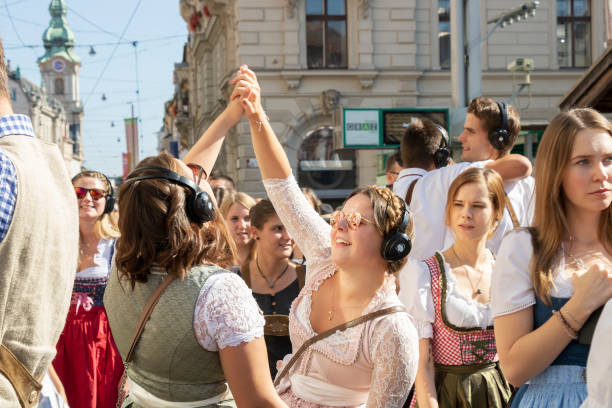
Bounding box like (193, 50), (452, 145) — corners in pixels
(74, 187), (107, 201)
(329, 210), (373, 230)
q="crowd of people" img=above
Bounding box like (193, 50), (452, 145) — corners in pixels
(1, 37), (611, 408)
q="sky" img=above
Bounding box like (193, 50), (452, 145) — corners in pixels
(1, 0), (187, 177)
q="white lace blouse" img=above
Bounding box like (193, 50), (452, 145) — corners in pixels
(192, 271), (265, 351)
(491, 229), (574, 317)
(264, 174), (419, 408)
(399, 255), (494, 338)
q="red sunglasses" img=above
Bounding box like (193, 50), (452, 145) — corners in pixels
(74, 187), (106, 200)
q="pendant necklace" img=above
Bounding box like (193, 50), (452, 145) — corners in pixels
(563, 237), (587, 270)
(255, 257), (289, 289)
(451, 246), (485, 299)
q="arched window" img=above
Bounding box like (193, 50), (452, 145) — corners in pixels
(54, 78), (64, 95)
(297, 126), (356, 205)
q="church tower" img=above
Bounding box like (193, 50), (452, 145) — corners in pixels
(38, 0), (83, 161)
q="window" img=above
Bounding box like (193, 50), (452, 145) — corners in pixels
(297, 126), (356, 204)
(10, 89), (17, 102)
(438, 0), (450, 69)
(306, 0), (347, 68)
(557, 0), (591, 67)
(54, 78), (64, 95)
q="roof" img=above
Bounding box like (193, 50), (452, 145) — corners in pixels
(38, 0), (81, 64)
(558, 47), (612, 112)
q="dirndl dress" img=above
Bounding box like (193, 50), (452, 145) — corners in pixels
(510, 296), (589, 407)
(52, 239), (124, 408)
(412, 253), (512, 407)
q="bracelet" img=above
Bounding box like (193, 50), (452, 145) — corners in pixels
(553, 310), (578, 340)
(252, 112), (270, 132)
(561, 307), (582, 332)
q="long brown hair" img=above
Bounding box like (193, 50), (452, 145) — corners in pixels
(346, 186), (414, 274)
(115, 154), (236, 288)
(532, 108), (612, 303)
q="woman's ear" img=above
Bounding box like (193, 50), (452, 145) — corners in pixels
(250, 226), (259, 240)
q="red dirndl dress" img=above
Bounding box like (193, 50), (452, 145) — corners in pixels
(53, 240), (124, 408)
(410, 252), (511, 407)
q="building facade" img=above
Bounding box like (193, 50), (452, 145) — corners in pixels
(172, 0), (609, 199)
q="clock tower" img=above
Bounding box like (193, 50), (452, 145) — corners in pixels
(38, 0), (83, 162)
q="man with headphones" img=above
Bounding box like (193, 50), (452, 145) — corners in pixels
(393, 117), (451, 205)
(407, 97), (535, 260)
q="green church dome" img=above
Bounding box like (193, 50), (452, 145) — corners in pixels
(38, 0), (81, 64)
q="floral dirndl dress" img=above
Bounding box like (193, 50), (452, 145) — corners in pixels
(412, 253), (511, 407)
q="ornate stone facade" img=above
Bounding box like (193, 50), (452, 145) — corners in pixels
(171, 0), (608, 198)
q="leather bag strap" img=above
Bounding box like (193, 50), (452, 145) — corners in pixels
(125, 274), (177, 363)
(504, 194), (520, 228)
(274, 305), (407, 386)
(405, 179), (419, 206)
(0, 344), (43, 407)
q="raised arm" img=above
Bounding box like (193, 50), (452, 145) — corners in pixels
(484, 153), (531, 182)
(182, 94), (244, 177)
(231, 66), (291, 180)
(231, 67), (331, 269)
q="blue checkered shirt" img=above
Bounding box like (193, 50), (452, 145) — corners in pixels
(0, 114), (35, 243)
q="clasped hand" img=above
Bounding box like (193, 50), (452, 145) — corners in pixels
(226, 65), (265, 122)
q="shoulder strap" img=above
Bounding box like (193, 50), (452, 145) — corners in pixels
(296, 264), (306, 289)
(240, 262), (252, 288)
(504, 193), (519, 228)
(273, 305), (407, 386)
(0, 344), (43, 408)
(405, 179), (419, 205)
(125, 274), (177, 363)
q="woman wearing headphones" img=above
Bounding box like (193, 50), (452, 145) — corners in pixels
(52, 171), (123, 408)
(399, 168), (512, 407)
(103, 93), (286, 408)
(233, 66), (419, 407)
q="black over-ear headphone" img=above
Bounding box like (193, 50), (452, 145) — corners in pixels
(489, 101), (509, 151)
(72, 171), (116, 215)
(126, 166), (216, 224)
(432, 123), (451, 169)
(380, 198), (412, 262)
(101, 173), (116, 215)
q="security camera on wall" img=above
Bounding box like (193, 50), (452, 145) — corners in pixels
(507, 58), (534, 73)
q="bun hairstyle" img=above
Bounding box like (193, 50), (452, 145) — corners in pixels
(531, 108), (612, 304)
(444, 167), (505, 238)
(115, 153), (236, 288)
(72, 170), (119, 240)
(346, 186), (414, 274)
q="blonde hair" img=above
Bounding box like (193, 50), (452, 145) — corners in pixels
(444, 168), (505, 238)
(532, 108), (612, 304)
(346, 186), (414, 274)
(72, 171), (120, 240)
(219, 191), (257, 218)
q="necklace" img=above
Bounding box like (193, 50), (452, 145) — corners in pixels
(327, 274), (379, 321)
(450, 246), (486, 299)
(562, 239), (587, 270)
(255, 257), (289, 288)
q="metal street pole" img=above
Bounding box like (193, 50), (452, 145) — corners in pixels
(450, 0), (466, 108)
(467, 0), (482, 102)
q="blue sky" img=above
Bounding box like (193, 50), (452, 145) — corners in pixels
(1, 0), (187, 177)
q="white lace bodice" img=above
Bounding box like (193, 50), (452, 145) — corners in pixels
(193, 271), (265, 351)
(264, 174), (419, 407)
